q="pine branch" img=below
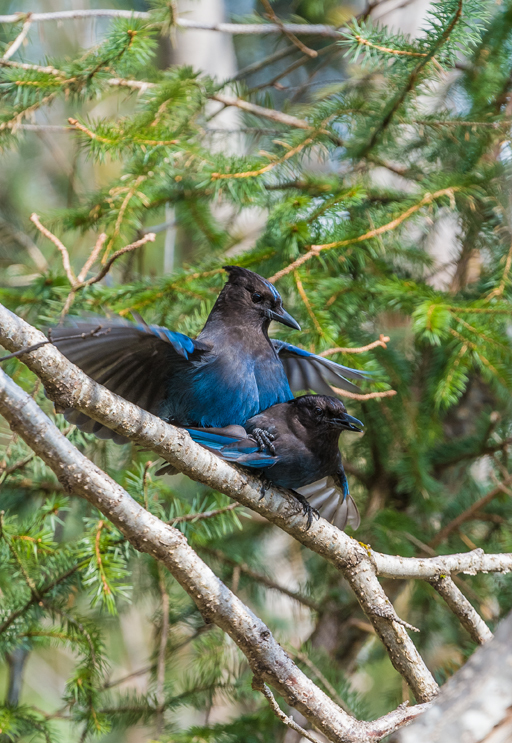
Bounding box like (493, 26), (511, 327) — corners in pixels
(268, 187), (460, 281)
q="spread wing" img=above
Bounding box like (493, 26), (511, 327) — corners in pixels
(296, 469), (360, 531)
(272, 341), (370, 395)
(50, 316), (209, 443)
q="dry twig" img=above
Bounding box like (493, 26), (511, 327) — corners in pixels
(321, 335), (390, 356)
(2, 15), (32, 61)
(260, 0), (318, 58)
(29, 212), (154, 316)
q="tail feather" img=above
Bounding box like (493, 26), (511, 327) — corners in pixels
(295, 476), (360, 531)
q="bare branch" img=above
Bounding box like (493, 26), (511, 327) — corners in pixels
(211, 93), (313, 131)
(260, 0), (318, 57)
(202, 547), (321, 611)
(0, 11), (344, 37)
(374, 548), (512, 579)
(81, 233), (156, 287)
(252, 677), (324, 743)
(320, 335), (391, 356)
(429, 576), (493, 645)
(0, 365), (430, 742)
(76, 234), (107, 285)
(333, 388), (397, 400)
(30, 213), (76, 285)
(170, 502), (240, 524)
(2, 15), (32, 60)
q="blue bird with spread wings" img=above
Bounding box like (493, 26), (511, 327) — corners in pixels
(51, 266), (369, 442)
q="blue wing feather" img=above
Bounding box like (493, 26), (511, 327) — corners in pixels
(185, 428), (276, 468)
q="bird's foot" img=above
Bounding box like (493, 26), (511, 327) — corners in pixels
(291, 491), (320, 531)
(259, 475), (273, 500)
(252, 428), (276, 455)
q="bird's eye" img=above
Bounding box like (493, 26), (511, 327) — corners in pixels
(252, 292), (263, 304)
(315, 407), (323, 415)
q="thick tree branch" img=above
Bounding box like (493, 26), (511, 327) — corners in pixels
(0, 367), (431, 742)
(1, 307), (511, 699)
(0, 304), (440, 701)
(396, 610), (512, 743)
(429, 577), (493, 645)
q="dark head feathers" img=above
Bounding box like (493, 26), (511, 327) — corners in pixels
(216, 266), (300, 330)
(223, 265), (282, 304)
(292, 395), (364, 432)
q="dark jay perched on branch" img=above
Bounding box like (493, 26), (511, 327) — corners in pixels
(50, 266), (369, 442)
(162, 395), (363, 530)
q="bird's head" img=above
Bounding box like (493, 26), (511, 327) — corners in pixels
(218, 266), (300, 330)
(293, 395), (363, 433)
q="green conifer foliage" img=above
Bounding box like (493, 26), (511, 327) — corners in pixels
(2, 0), (512, 739)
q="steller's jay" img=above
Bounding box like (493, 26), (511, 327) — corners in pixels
(169, 394), (363, 530)
(51, 266), (369, 442)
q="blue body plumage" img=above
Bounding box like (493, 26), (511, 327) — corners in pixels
(51, 266), (369, 441)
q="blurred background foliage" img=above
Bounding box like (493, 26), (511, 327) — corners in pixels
(2, 0), (512, 740)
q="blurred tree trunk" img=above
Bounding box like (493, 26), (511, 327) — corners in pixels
(396, 609), (512, 743)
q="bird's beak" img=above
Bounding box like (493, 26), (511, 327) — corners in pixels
(267, 307), (301, 331)
(336, 414), (364, 433)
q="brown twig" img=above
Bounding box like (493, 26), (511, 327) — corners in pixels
(294, 271), (324, 335)
(29, 212), (154, 315)
(211, 137), (313, 180)
(202, 547), (321, 611)
(0, 11), (345, 38)
(291, 650), (351, 713)
(260, 0), (317, 58)
(320, 335), (390, 356)
(76, 233), (107, 284)
(82, 234), (156, 286)
(0, 327), (109, 363)
(252, 677), (324, 743)
(169, 502), (241, 525)
(30, 213), (76, 284)
(333, 387), (397, 400)
(429, 474), (512, 549)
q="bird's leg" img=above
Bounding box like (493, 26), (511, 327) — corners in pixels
(251, 428), (276, 455)
(290, 490), (320, 531)
(258, 475), (273, 499)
